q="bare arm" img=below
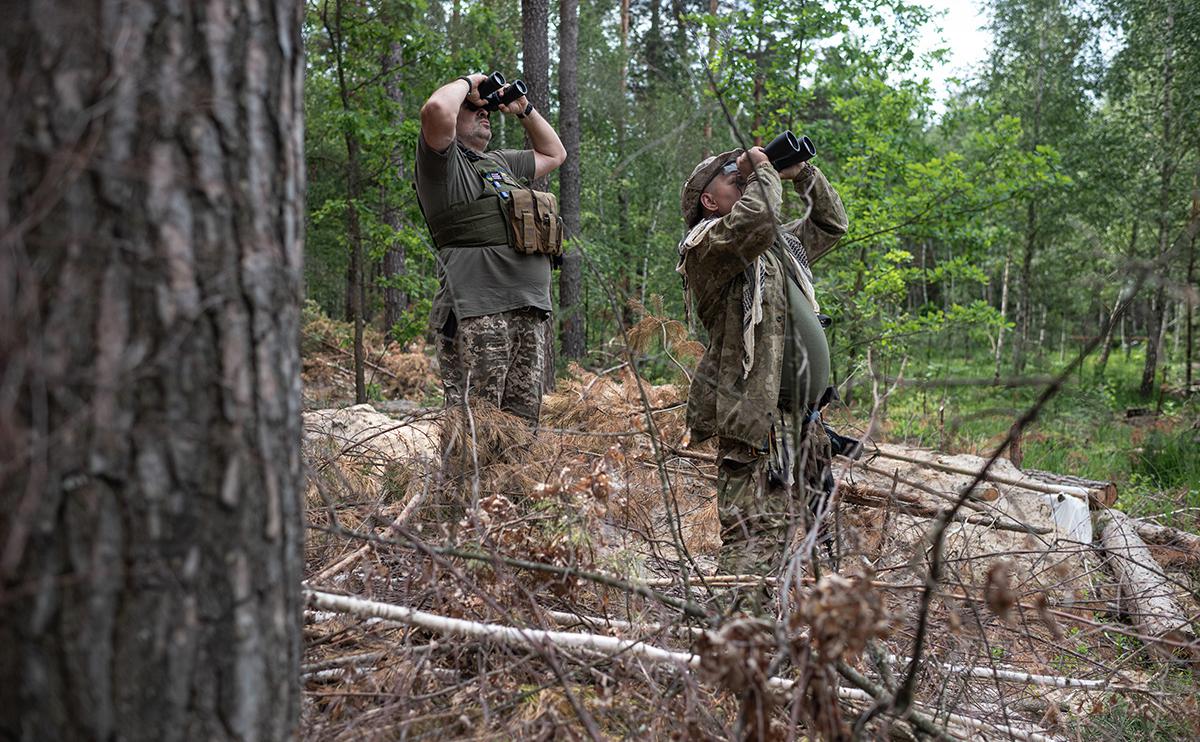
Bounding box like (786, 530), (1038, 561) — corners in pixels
(419, 74), (486, 153)
(498, 98), (566, 179)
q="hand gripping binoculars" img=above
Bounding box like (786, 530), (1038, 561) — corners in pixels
(763, 130), (816, 171)
(471, 71), (528, 111)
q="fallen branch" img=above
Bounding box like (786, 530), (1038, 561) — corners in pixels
(306, 589), (1056, 741)
(1023, 469), (1119, 509)
(306, 485), (429, 586)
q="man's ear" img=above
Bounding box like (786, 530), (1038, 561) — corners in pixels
(699, 191), (718, 213)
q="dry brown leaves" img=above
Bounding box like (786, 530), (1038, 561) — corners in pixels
(793, 570), (890, 663)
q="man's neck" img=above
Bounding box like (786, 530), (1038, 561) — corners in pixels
(458, 137), (487, 155)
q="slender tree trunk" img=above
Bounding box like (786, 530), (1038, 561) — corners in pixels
(522, 0), (551, 193)
(558, 0), (585, 359)
(1013, 17), (1047, 376)
(1098, 221), (1140, 376)
(1140, 1), (1175, 398)
(522, 0), (555, 390)
(994, 251), (1011, 382)
(702, 0), (718, 155)
(382, 42), (409, 335)
(327, 0), (368, 403)
(617, 0), (634, 328)
(0, 1), (305, 737)
(1187, 166), (1198, 392)
(751, 7), (766, 148)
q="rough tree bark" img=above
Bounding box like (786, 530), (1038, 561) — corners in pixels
(521, 0), (557, 391)
(0, 1), (305, 738)
(558, 0), (585, 359)
(326, 0), (368, 403)
(382, 40), (410, 335)
(521, 0), (551, 194)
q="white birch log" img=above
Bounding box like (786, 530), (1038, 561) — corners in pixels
(1096, 509), (1197, 656)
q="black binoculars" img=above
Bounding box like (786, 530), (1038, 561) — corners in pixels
(763, 130), (816, 171)
(474, 71), (528, 111)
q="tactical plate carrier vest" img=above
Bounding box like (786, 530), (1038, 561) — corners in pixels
(423, 146), (563, 257)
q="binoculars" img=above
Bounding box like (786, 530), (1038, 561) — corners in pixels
(763, 130), (816, 171)
(473, 71), (528, 111)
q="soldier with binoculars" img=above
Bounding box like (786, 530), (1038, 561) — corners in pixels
(415, 72), (566, 432)
(677, 138), (849, 580)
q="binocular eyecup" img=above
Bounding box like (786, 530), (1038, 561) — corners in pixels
(763, 130), (816, 171)
(471, 71), (528, 111)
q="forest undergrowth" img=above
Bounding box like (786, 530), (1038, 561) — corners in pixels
(300, 308), (1199, 740)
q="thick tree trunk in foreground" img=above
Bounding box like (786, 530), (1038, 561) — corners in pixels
(558, 0), (585, 359)
(0, 1), (305, 738)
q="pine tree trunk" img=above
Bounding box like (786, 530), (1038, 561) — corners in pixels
(558, 0), (585, 359)
(522, 0), (551, 193)
(327, 0), (368, 403)
(1012, 18), (1047, 376)
(0, 1), (305, 738)
(382, 41), (409, 335)
(1140, 1), (1175, 398)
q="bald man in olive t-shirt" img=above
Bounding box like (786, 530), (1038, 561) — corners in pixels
(415, 73), (566, 426)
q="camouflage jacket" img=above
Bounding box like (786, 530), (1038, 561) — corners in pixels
(680, 163), (848, 449)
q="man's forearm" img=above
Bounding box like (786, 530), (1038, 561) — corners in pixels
(518, 106), (567, 177)
(420, 78), (471, 151)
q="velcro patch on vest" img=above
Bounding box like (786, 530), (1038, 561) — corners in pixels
(482, 171), (513, 199)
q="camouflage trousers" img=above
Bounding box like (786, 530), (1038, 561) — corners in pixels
(438, 307), (548, 427)
(716, 416), (833, 577)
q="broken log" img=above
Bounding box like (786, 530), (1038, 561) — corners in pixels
(1095, 508), (1197, 657)
(1024, 469), (1118, 509)
(869, 447), (1112, 508)
(1132, 518), (1200, 565)
(841, 481), (1051, 535)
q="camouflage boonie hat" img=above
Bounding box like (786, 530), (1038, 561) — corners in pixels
(680, 149), (743, 228)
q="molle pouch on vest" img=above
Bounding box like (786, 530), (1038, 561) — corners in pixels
(507, 189), (564, 257)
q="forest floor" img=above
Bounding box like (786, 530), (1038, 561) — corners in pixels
(298, 307), (1199, 740)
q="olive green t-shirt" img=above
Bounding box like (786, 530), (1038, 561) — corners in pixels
(778, 271), (830, 412)
(415, 135), (551, 333)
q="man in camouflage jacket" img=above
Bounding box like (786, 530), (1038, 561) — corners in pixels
(677, 146), (848, 575)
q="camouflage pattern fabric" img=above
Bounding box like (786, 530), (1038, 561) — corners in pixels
(716, 417), (834, 577)
(679, 164), (848, 450)
(438, 307), (547, 427)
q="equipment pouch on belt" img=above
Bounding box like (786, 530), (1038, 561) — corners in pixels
(507, 188), (564, 257)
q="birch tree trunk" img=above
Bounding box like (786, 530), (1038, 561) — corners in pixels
(993, 250), (1011, 382)
(0, 1), (305, 737)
